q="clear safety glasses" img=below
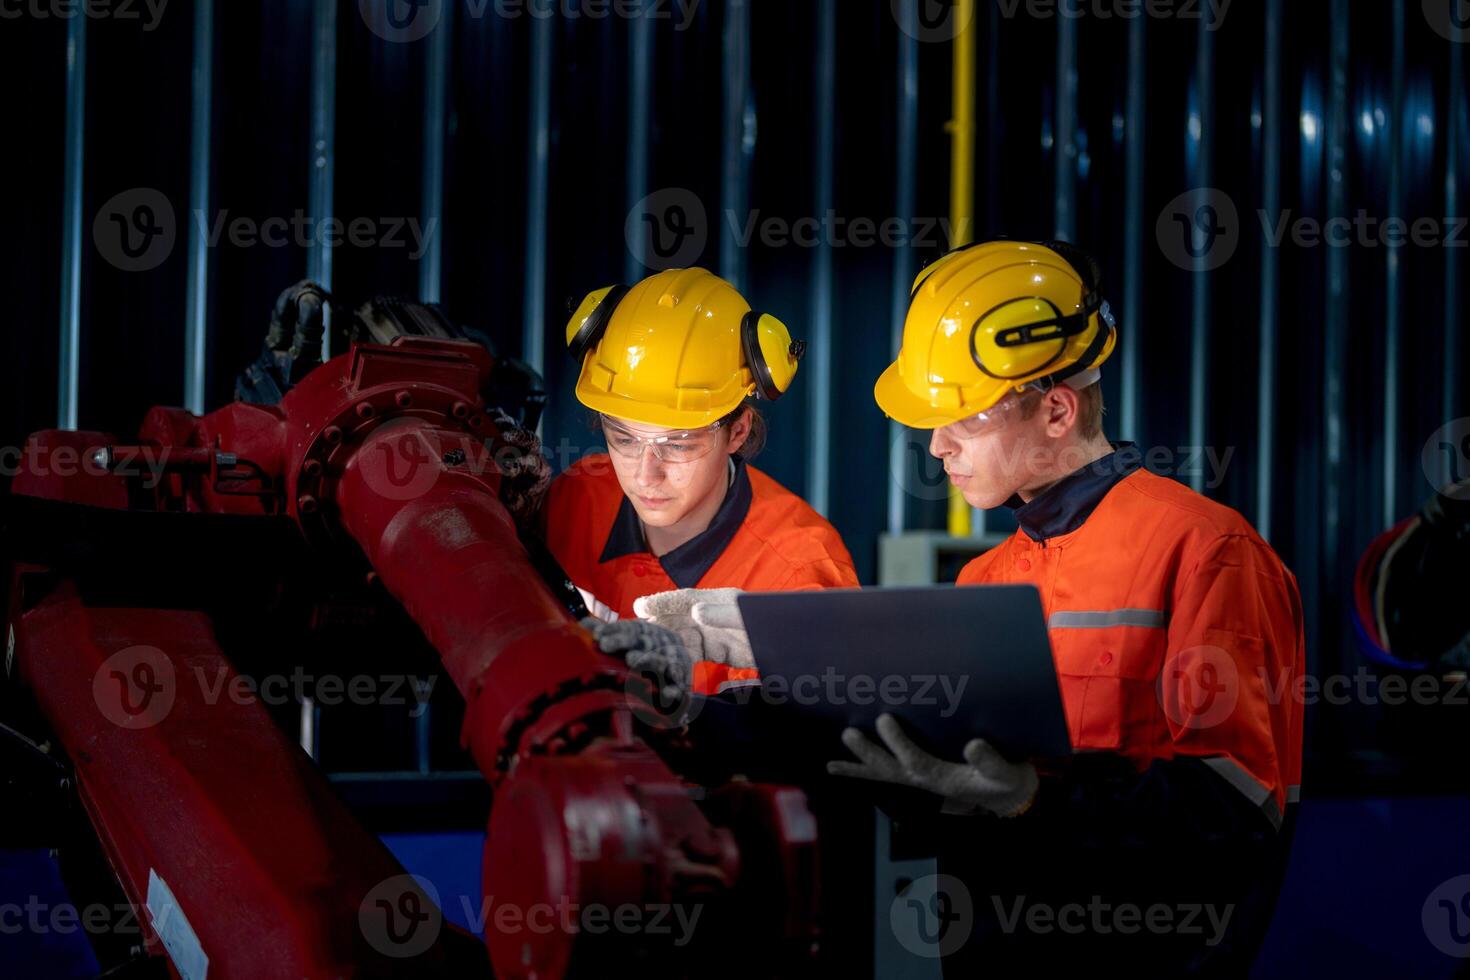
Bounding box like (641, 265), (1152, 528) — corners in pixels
(946, 386), (1041, 438)
(601, 416), (727, 464)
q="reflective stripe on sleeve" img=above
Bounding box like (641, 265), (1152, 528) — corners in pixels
(1047, 608), (1168, 629)
(1201, 755), (1284, 832)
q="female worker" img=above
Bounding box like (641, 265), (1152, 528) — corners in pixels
(542, 267), (857, 696)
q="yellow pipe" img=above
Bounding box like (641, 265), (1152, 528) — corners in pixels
(946, 0), (977, 538)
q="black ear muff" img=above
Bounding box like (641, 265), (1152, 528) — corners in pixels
(1031, 240), (1114, 385)
(742, 310), (805, 402)
(966, 240), (1112, 382)
(567, 283), (630, 363)
(741, 310), (781, 401)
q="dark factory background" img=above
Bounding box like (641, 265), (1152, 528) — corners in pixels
(2, 0), (1468, 976)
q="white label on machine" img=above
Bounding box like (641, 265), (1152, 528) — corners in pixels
(146, 868), (210, 980)
(6, 624), (14, 678)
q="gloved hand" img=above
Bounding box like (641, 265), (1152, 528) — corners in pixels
(237, 280), (332, 404)
(492, 409), (552, 524)
(633, 588), (755, 669)
(581, 616), (693, 705)
(827, 713), (1039, 818)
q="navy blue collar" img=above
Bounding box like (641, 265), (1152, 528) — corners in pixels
(599, 456), (754, 588)
(1010, 441), (1142, 543)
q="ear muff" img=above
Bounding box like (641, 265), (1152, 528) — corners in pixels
(741, 311), (805, 401)
(965, 240), (1114, 385)
(1035, 239), (1116, 386)
(566, 283), (630, 363)
(969, 296), (1084, 380)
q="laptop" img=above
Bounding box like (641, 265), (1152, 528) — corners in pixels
(721, 585), (1072, 763)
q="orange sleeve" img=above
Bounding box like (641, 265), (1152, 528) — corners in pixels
(775, 556), (859, 591)
(1161, 533), (1305, 819)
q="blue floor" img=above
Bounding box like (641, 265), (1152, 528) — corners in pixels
(4, 797), (1468, 977)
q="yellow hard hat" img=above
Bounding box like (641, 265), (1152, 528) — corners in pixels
(874, 239), (1118, 429)
(566, 268), (804, 430)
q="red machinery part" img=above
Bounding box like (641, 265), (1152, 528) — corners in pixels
(10, 430), (487, 978)
(9, 338), (819, 978)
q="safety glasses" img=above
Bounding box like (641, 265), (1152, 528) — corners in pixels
(946, 386), (1042, 438)
(601, 416), (727, 464)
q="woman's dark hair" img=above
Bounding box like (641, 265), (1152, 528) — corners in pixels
(719, 401), (767, 460)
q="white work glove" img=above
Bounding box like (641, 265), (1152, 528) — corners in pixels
(827, 714), (1039, 818)
(632, 588), (756, 670)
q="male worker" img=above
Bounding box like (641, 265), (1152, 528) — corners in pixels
(834, 238), (1305, 973)
(629, 239), (1305, 974)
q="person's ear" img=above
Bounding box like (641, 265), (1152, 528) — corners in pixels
(1043, 387), (1080, 438)
(725, 407), (753, 456)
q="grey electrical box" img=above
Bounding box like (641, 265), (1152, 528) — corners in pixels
(877, 531), (1008, 586)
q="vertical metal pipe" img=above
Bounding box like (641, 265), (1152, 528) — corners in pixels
(888, 0), (920, 536)
(720, 0), (754, 289)
(625, 1), (654, 284)
(948, 1), (976, 252)
(1383, 0), (1404, 525)
(415, 696), (433, 774)
(948, 0), (977, 537)
(57, 11), (86, 430)
(419, 4), (453, 304)
(807, 0), (836, 517)
(1445, 11), (1464, 471)
(1323, 0), (1350, 584)
(523, 11), (554, 379)
(1120, 13), (1145, 442)
(1257, 0), (1282, 539)
(299, 698), (319, 759)
(1054, 1), (1077, 242)
(184, 0), (215, 416)
(1188, 9), (1214, 492)
(307, 0), (337, 358)
(984, 0), (1000, 234)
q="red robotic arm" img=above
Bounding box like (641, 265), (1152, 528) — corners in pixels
(6, 337), (818, 978)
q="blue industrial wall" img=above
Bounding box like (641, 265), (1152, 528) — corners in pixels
(1, 1), (1467, 971)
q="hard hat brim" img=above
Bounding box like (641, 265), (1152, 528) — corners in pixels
(574, 380), (742, 432)
(874, 360), (988, 430)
